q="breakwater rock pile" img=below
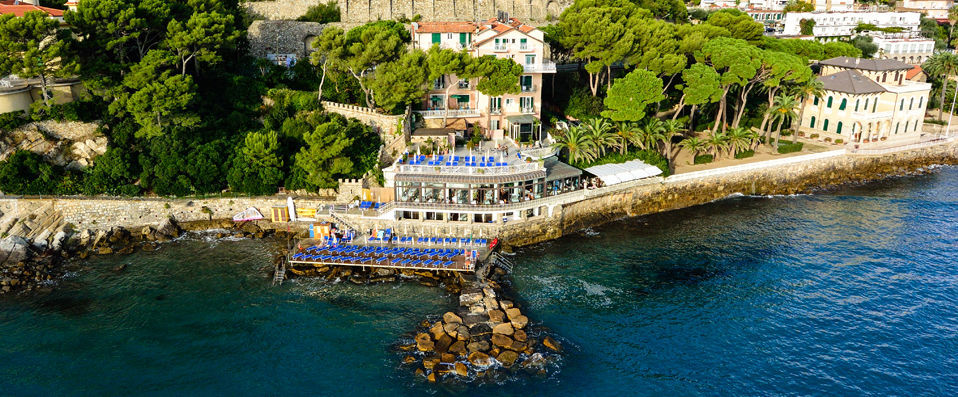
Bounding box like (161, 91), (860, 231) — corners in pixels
(398, 278), (562, 384)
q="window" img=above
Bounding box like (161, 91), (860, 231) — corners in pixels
(855, 99), (859, 112)
(520, 38), (528, 50)
(814, 96), (819, 105)
(904, 121), (909, 132)
(872, 99), (877, 113)
(864, 98), (869, 110)
(520, 75), (533, 92)
(447, 33), (453, 39)
(900, 99), (904, 110)
(490, 97), (501, 113)
(839, 98), (847, 110)
(525, 54), (535, 65)
(520, 97), (534, 111)
(491, 119), (499, 130)
(823, 119), (829, 132)
(919, 97), (924, 108)
(431, 33), (440, 44)
(909, 97), (914, 110)
(895, 122), (899, 134)
(827, 96), (833, 108)
(459, 33), (469, 47)
(810, 116), (816, 128)
(836, 121), (843, 134)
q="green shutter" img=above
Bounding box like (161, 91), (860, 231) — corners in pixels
(839, 98), (846, 110)
(836, 121), (842, 134)
(460, 33), (467, 45)
(823, 119), (829, 132)
(432, 33), (440, 44)
(810, 116), (816, 128)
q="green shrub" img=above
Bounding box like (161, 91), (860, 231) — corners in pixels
(297, 1), (340, 23)
(0, 111), (28, 132)
(734, 150), (754, 159)
(0, 150), (82, 195)
(780, 130), (792, 136)
(809, 133), (819, 139)
(565, 87), (604, 120)
(29, 100), (103, 123)
(694, 154), (714, 164)
(777, 141), (804, 154)
(834, 138), (844, 144)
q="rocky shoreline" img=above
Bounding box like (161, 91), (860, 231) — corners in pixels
(0, 217), (293, 296)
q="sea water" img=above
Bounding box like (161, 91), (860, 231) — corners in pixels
(1, 166), (956, 396)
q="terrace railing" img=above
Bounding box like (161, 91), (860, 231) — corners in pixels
(415, 109), (480, 118)
(394, 161), (543, 176)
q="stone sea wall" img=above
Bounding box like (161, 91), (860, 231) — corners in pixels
(500, 141), (958, 248)
(243, 0), (570, 23)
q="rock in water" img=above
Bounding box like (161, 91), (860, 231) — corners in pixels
(454, 362), (468, 377)
(156, 217), (181, 238)
(511, 315), (529, 329)
(467, 351), (493, 367)
(543, 336), (562, 352)
(443, 312), (463, 324)
(505, 307), (521, 320)
(51, 230), (67, 251)
(0, 236), (32, 264)
(513, 329), (528, 342)
(415, 333), (435, 352)
(491, 334), (514, 349)
(492, 323), (514, 336)
(487, 309), (505, 323)
(497, 350), (519, 367)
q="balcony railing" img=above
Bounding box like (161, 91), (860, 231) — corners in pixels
(852, 110), (894, 119)
(490, 108), (502, 115)
(394, 161), (543, 176)
(521, 85), (537, 93)
(520, 107), (536, 114)
(415, 109), (481, 118)
(523, 61), (557, 73)
(494, 44), (508, 51)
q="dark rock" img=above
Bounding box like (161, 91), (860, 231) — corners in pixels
(497, 350), (519, 367)
(0, 236), (32, 265)
(468, 351), (493, 367)
(543, 336), (562, 352)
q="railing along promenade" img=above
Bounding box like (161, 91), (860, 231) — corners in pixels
(394, 161), (543, 176)
(847, 137), (956, 156)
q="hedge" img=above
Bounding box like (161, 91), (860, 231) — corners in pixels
(777, 141), (804, 154)
(0, 111), (28, 132)
(734, 149), (755, 159)
(694, 154), (714, 164)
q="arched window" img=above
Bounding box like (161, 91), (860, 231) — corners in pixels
(914, 120), (919, 132)
(864, 98), (869, 110)
(836, 121), (843, 134)
(904, 121), (909, 132)
(823, 119), (829, 132)
(895, 122), (900, 134)
(909, 97), (914, 110)
(855, 99), (860, 112)
(919, 97), (924, 108)
(810, 116), (816, 128)
(827, 96), (833, 108)
(900, 99), (904, 111)
(839, 98), (847, 110)
(813, 96), (819, 105)
(873, 99), (877, 113)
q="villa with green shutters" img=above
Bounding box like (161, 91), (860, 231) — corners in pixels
(410, 16), (555, 143)
(799, 57), (931, 146)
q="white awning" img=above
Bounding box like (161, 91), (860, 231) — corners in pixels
(584, 160), (662, 186)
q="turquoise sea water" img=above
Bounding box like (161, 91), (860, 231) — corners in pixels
(1, 166), (956, 396)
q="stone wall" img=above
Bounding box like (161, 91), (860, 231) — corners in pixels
(247, 20), (326, 59)
(322, 101), (408, 165)
(243, 0), (570, 23)
(499, 141), (958, 247)
(0, 120), (105, 169)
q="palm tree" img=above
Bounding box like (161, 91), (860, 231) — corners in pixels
(612, 122), (638, 155)
(679, 136), (708, 160)
(640, 118), (665, 152)
(725, 127), (754, 156)
(660, 119), (685, 169)
(770, 95), (798, 150)
(790, 78), (824, 144)
(551, 126), (597, 165)
(581, 118), (615, 156)
(924, 52), (958, 121)
(706, 131), (728, 159)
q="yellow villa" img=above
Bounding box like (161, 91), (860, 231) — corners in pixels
(799, 57), (931, 146)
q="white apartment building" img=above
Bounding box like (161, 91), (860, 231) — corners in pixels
(812, 0), (854, 11)
(897, 0), (953, 19)
(781, 11), (922, 39)
(799, 57), (931, 146)
(868, 33), (936, 64)
(411, 17), (555, 142)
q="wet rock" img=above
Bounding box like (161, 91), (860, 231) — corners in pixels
(448, 340), (466, 355)
(459, 292), (482, 306)
(497, 350), (518, 367)
(499, 300), (514, 310)
(469, 323), (492, 336)
(454, 325), (470, 341)
(415, 333), (434, 352)
(543, 336), (562, 352)
(487, 309), (505, 323)
(427, 372), (436, 383)
(112, 264), (127, 272)
(97, 247), (113, 255)
(467, 351), (493, 367)
(440, 353), (456, 364)
(403, 355), (416, 364)
(434, 333), (453, 353)
(443, 312), (463, 324)
(514, 329), (528, 342)
(398, 343), (416, 352)
(511, 315), (529, 330)
(521, 353), (547, 369)
(423, 357), (440, 370)
(429, 322), (446, 340)
(492, 323), (514, 336)
(156, 217), (181, 239)
(454, 362), (468, 377)
(491, 334), (513, 349)
(467, 340), (490, 353)
(505, 307), (521, 320)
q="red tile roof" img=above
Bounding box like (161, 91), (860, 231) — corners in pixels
(414, 21), (476, 34)
(906, 65), (923, 80)
(0, 1), (64, 17)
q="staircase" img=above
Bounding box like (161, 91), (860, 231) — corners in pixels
(328, 208), (365, 239)
(489, 252), (516, 273)
(272, 257), (286, 286)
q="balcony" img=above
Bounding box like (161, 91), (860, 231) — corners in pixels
(494, 44), (508, 52)
(852, 110), (894, 120)
(415, 109), (481, 118)
(521, 85), (537, 93)
(522, 61), (557, 73)
(520, 107), (536, 114)
(490, 108), (502, 115)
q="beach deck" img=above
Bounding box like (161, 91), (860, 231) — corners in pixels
(288, 239), (490, 273)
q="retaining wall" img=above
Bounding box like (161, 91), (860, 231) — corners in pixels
(243, 0), (570, 23)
